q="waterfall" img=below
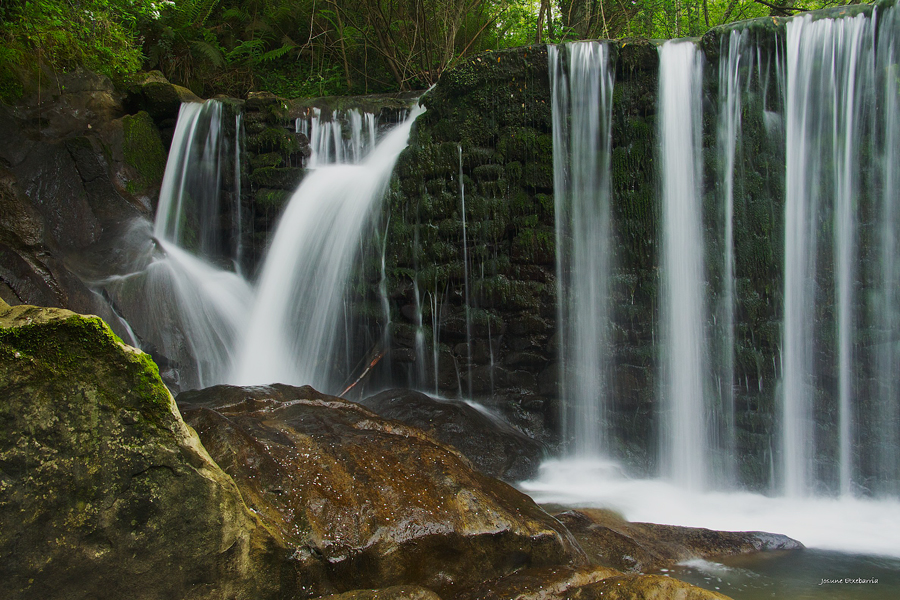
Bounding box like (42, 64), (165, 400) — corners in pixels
(658, 41), (709, 490)
(549, 41), (615, 458)
(459, 145), (473, 398)
(297, 107), (378, 166)
(538, 3), (900, 503)
(716, 29), (744, 485)
(101, 101), (250, 390)
(231, 105), (424, 390)
(875, 6), (900, 498)
(782, 12), (874, 497)
(155, 101), (238, 261)
(233, 111), (244, 274)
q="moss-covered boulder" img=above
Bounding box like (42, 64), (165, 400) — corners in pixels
(451, 563), (731, 600)
(120, 110), (168, 199)
(451, 565), (620, 600)
(126, 71), (203, 119)
(177, 384), (585, 597)
(0, 302), (283, 600)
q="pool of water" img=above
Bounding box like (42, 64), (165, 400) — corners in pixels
(518, 458), (900, 598)
(518, 459), (900, 557)
(662, 550), (900, 599)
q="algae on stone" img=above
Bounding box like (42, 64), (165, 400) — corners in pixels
(0, 302), (282, 600)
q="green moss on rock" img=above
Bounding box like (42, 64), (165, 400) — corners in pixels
(121, 111), (167, 197)
(250, 166), (305, 189)
(0, 303), (282, 600)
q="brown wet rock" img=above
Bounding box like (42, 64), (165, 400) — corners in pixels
(450, 565), (620, 600)
(361, 388), (545, 481)
(563, 574), (732, 600)
(0, 303), (284, 600)
(555, 508), (802, 573)
(317, 586), (442, 600)
(177, 384), (585, 597)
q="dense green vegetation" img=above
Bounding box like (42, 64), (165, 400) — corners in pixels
(0, 0), (862, 102)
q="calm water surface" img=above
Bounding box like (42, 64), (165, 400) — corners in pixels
(663, 550), (900, 599)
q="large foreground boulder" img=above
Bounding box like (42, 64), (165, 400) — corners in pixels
(177, 384), (584, 596)
(361, 388), (545, 481)
(0, 302), (282, 600)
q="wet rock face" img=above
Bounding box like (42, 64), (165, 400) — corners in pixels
(0, 70), (164, 345)
(0, 303), (281, 600)
(317, 586), (442, 600)
(452, 565), (620, 600)
(363, 45), (561, 443)
(177, 384), (584, 597)
(565, 574), (732, 600)
(555, 508), (803, 573)
(361, 388), (545, 481)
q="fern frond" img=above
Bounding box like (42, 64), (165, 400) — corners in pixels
(259, 43), (294, 63)
(191, 39), (225, 67)
(226, 38), (265, 62)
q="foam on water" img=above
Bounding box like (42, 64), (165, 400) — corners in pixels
(519, 458), (900, 558)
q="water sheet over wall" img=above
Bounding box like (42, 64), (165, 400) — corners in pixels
(550, 41), (615, 458)
(232, 105), (425, 390)
(547, 3), (900, 499)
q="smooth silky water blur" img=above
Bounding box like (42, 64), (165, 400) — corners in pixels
(536, 5), (900, 597)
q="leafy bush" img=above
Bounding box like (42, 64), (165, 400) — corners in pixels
(0, 0), (163, 103)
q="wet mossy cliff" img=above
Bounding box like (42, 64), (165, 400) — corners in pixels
(372, 41), (676, 458)
(371, 4), (884, 481)
(377, 46), (561, 440)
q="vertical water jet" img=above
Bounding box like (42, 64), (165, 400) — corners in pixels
(550, 41), (615, 458)
(658, 40), (708, 490)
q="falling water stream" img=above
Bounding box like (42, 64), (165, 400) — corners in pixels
(530, 4), (900, 580)
(658, 40), (709, 490)
(231, 105), (424, 389)
(550, 41), (615, 458)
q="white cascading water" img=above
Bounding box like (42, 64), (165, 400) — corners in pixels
(231, 105), (424, 389)
(102, 100), (251, 390)
(549, 41), (614, 458)
(459, 145), (473, 397)
(715, 28), (744, 484)
(658, 40), (709, 490)
(155, 101), (230, 257)
(527, 5), (900, 559)
(783, 12), (873, 497)
(297, 107), (377, 166)
(875, 6), (900, 498)
(233, 111), (244, 274)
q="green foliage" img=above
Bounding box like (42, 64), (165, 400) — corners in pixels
(550, 0), (863, 40)
(0, 0), (162, 103)
(0, 0), (870, 103)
